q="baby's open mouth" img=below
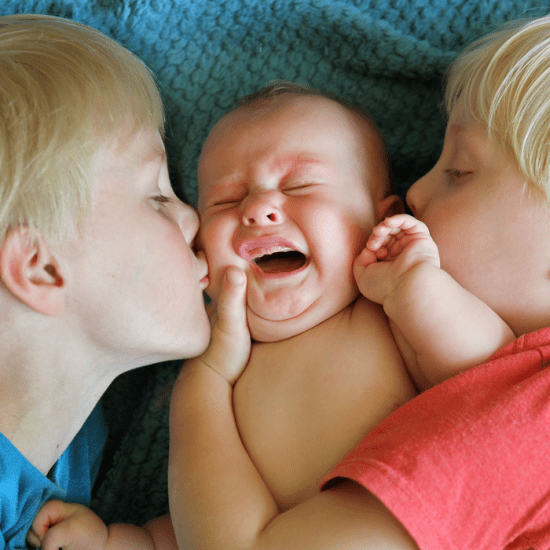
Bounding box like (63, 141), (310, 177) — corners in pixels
(239, 238), (309, 277)
(253, 250), (308, 274)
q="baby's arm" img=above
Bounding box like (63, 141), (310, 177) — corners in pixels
(28, 498), (177, 550)
(355, 214), (515, 390)
(168, 268), (417, 550)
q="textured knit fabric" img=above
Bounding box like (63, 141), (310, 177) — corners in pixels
(0, 405), (106, 550)
(0, 0), (549, 526)
(322, 328), (550, 550)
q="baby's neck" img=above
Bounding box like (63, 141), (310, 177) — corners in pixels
(250, 299), (359, 344)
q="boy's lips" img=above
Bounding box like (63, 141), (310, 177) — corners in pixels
(196, 251), (209, 289)
(200, 274), (210, 290)
(238, 237), (309, 278)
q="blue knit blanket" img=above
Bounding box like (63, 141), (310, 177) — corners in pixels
(2, 0), (548, 525)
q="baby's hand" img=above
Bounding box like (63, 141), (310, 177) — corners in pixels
(355, 214), (440, 305)
(27, 500), (108, 550)
(190, 267), (251, 385)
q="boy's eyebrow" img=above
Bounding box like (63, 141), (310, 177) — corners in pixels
(133, 148), (166, 173)
(446, 124), (485, 168)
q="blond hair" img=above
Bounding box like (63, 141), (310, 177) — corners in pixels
(445, 16), (550, 198)
(0, 14), (164, 244)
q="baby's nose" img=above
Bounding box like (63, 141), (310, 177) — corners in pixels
(242, 193), (283, 226)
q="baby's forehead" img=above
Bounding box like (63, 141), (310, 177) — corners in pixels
(198, 94), (388, 199)
(208, 94), (381, 151)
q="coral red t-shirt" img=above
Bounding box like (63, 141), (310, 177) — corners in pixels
(322, 328), (550, 550)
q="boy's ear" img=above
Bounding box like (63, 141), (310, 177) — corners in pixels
(377, 195), (405, 220)
(0, 227), (66, 316)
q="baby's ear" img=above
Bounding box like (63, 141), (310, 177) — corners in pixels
(0, 227), (66, 315)
(377, 195), (405, 220)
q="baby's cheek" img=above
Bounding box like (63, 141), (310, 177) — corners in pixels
(194, 223), (207, 252)
(198, 219), (242, 301)
(203, 254), (225, 303)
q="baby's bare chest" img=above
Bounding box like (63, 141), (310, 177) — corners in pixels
(233, 307), (415, 510)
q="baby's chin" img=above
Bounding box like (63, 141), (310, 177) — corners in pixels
(249, 316), (306, 343)
(207, 271), (359, 342)
(247, 306), (330, 343)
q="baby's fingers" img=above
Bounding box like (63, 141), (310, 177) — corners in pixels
(197, 267), (251, 385)
(27, 500), (66, 547)
(367, 214), (431, 255)
(38, 504), (106, 550)
(367, 215), (411, 252)
(26, 527), (42, 549)
(381, 214), (430, 236)
(367, 222), (399, 253)
(354, 246), (379, 268)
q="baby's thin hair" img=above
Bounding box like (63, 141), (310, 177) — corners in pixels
(236, 80), (379, 130)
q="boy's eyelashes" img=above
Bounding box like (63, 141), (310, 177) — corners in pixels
(152, 194), (171, 206)
(444, 168), (472, 181)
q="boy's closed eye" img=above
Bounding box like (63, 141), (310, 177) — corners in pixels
(151, 194), (172, 209)
(444, 168), (472, 182)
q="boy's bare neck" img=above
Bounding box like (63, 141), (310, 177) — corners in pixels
(0, 349), (111, 475)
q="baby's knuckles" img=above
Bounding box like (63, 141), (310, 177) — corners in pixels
(29, 501), (108, 550)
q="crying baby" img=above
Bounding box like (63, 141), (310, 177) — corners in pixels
(193, 81), (417, 511)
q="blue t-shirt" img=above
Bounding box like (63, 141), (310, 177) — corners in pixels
(0, 405), (106, 550)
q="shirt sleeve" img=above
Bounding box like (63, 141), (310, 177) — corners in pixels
(322, 329), (550, 550)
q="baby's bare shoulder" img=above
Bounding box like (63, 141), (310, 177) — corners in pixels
(338, 297), (399, 349)
(285, 297), (409, 380)
(243, 297), (410, 389)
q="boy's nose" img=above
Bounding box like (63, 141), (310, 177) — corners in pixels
(241, 192), (283, 226)
(406, 173), (430, 218)
(179, 203), (201, 243)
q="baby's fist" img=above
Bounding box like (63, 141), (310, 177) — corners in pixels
(27, 501), (108, 550)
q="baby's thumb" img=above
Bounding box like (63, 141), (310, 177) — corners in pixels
(203, 267), (251, 385)
(215, 267), (247, 335)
